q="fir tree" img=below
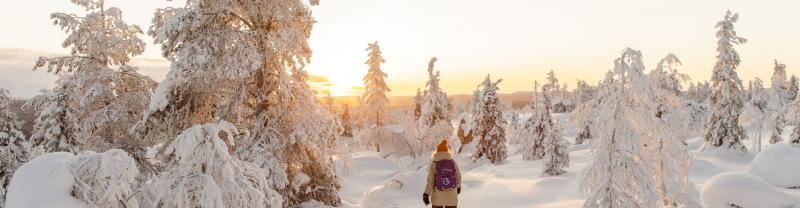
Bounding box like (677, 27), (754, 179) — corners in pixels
(417, 57), (452, 149)
(472, 75), (507, 164)
(0, 89), (30, 206)
(522, 83), (552, 161)
(702, 11), (748, 152)
(29, 83), (81, 155)
(542, 122), (568, 176)
(341, 104), (353, 137)
(363, 41), (391, 127)
(766, 60), (789, 144)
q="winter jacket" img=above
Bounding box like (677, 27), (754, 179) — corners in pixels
(424, 151), (462, 207)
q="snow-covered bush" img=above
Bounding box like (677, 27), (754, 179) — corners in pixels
(5, 152), (87, 208)
(746, 143), (800, 188)
(70, 150), (140, 208)
(700, 172), (800, 208)
(152, 121), (282, 208)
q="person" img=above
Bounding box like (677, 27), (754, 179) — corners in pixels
(423, 139), (462, 208)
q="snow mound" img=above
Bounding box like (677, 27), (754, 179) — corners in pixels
(747, 143), (800, 188)
(5, 152), (87, 208)
(699, 172), (800, 208)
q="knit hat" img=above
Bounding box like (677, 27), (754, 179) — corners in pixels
(436, 139), (449, 152)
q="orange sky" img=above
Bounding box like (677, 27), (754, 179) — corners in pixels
(1, 0), (798, 97)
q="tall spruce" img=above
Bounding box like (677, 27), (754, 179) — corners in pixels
(363, 41), (391, 127)
(471, 75), (507, 164)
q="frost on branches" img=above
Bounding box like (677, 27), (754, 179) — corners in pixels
(70, 149), (140, 208)
(32, 0), (154, 159)
(0, 89), (30, 206)
(152, 122), (282, 208)
(363, 41), (391, 127)
(29, 83), (82, 156)
(521, 83), (552, 161)
(417, 57), (452, 149)
(471, 75), (507, 164)
(702, 11), (748, 152)
(581, 48), (661, 208)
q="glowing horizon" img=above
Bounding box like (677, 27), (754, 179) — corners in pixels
(1, 0), (799, 97)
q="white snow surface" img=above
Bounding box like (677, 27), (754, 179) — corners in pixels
(5, 152), (87, 208)
(699, 172), (800, 208)
(747, 143), (800, 188)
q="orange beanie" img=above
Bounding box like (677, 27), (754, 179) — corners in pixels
(436, 139), (449, 152)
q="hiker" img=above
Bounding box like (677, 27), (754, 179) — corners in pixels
(423, 139), (462, 208)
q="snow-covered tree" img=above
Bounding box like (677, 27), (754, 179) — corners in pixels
(765, 60), (789, 144)
(572, 80), (597, 145)
(417, 57), (452, 149)
(70, 149), (140, 208)
(29, 83), (81, 155)
(456, 118), (474, 153)
(363, 41), (391, 127)
(152, 121), (282, 208)
(581, 48), (662, 208)
(741, 78), (770, 152)
(413, 88), (422, 119)
(789, 75), (799, 101)
(702, 11), (748, 152)
(521, 84), (552, 161)
(650, 54), (689, 95)
(542, 122), (568, 176)
(341, 104), (353, 137)
(791, 98), (800, 146)
(144, 0), (340, 206)
(472, 75), (507, 164)
(0, 89), (30, 206)
(33, 0), (154, 158)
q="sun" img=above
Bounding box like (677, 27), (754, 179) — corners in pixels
(310, 72), (363, 97)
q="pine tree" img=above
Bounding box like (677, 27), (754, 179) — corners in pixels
(363, 41), (391, 127)
(766, 60), (789, 144)
(152, 122), (282, 208)
(471, 75), (507, 164)
(33, 0), (149, 151)
(788, 75), (799, 101)
(0, 89), (30, 206)
(417, 57), (452, 149)
(341, 104), (353, 137)
(29, 83), (81, 155)
(581, 48), (662, 208)
(542, 122), (568, 176)
(702, 11), (748, 152)
(145, 0), (341, 206)
(522, 83), (552, 161)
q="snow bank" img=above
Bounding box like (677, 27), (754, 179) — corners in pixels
(747, 143), (800, 188)
(699, 172), (799, 208)
(5, 152), (87, 208)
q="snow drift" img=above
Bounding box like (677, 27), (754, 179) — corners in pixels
(699, 172), (800, 208)
(747, 143), (800, 188)
(4, 152), (87, 208)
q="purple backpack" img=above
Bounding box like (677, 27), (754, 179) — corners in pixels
(434, 159), (457, 191)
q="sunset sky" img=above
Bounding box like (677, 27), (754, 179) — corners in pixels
(1, 0), (798, 97)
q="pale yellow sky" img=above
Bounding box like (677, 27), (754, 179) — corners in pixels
(1, 0), (798, 97)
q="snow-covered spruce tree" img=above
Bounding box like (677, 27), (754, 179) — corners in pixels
(741, 78), (769, 152)
(363, 41), (391, 127)
(766, 60), (789, 144)
(702, 11), (748, 152)
(471, 75), (507, 164)
(152, 121), (282, 208)
(0, 88), (30, 206)
(789, 75), (799, 101)
(581, 48), (661, 208)
(791, 98), (800, 146)
(417, 57), (452, 149)
(70, 149), (140, 208)
(521, 83), (552, 161)
(413, 88), (422, 119)
(649, 54), (689, 95)
(542, 122), (568, 176)
(146, 0), (340, 206)
(33, 0), (149, 151)
(29, 83), (82, 155)
(573, 80), (596, 145)
(341, 104), (353, 137)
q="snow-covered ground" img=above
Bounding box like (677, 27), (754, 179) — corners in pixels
(334, 122), (800, 208)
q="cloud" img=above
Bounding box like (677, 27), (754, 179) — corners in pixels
(308, 74), (330, 83)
